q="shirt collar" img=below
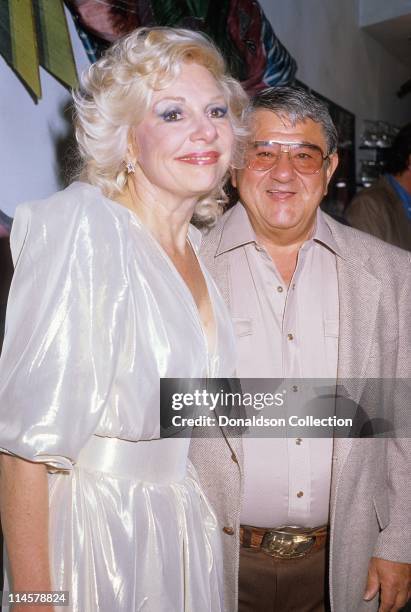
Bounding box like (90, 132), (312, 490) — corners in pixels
(313, 208), (341, 255)
(216, 203), (256, 256)
(216, 202), (340, 257)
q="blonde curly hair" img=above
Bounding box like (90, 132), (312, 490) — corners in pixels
(73, 27), (249, 225)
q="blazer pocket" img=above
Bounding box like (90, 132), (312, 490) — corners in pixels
(232, 317), (253, 337)
(373, 492), (390, 530)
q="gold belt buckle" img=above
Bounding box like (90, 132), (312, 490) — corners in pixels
(261, 527), (315, 559)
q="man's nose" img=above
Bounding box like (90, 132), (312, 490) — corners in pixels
(190, 115), (218, 142)
(269, 150), (296, 180)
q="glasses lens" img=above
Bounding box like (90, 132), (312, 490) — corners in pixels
(247, 143), (281, 171)
(247, 143), (325, 174)
(290, 145), (323, 173)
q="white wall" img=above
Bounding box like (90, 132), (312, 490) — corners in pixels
(259, 0), (411, 127)
(0, 8), (89, 216)
(359, 0), (411, 26)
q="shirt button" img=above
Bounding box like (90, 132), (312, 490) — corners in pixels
(296, 438), (303, 445)
(223, 526), (235, 535)
(277, 286), (284, 293)
(292, 283), (296, 290)
(292, 385), (298, 392)
(297, 491), (304, 498)
(287, 333), (294, 341)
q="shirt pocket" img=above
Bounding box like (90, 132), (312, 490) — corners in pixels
(324, 319), (339, 338)
(232, 317), (253, 337)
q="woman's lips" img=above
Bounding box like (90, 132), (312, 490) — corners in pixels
(176, 151), (220, 165)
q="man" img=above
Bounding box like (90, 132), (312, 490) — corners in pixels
(346, 123), (411, 250)
(190, 87), (411, 612)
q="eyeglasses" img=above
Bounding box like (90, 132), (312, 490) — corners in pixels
(246, 140), (330, 175)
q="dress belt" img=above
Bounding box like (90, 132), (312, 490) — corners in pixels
(76, 435), (188, 483)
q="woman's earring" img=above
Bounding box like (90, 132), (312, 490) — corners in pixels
(126, 160), (135, 174)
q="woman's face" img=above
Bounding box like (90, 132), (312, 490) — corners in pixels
(130, 62), (234, 202)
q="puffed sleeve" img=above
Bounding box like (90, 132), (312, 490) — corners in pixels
(0, 183), (129, 470)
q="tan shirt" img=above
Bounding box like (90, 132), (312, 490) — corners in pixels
(216, 203), (339, 527)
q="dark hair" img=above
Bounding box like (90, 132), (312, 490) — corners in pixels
(249, 86), (338, 154)
(386, 123), (411, 175)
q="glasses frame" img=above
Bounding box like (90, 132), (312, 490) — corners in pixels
(247, 140), (330, 175)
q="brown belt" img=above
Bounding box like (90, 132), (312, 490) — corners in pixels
(240, 524), (328, 559)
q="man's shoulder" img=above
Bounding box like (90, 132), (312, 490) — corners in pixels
(201, 206), (411, 278)
(324, 212), (411, 270)
(205, 205), (238, 236)
(200, 205), (238, 256)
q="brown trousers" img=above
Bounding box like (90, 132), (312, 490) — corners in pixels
(238, 545), (329, 612)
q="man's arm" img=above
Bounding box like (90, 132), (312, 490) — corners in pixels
(364, 558), (411, 612)
(363, 263), (411, 612)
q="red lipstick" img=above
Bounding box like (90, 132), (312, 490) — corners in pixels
(176, 151), (220, 165)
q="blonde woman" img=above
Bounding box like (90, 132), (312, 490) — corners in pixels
(0, 28), (248, 612)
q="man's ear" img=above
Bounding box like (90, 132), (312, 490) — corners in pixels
(325, 152), (339, 185)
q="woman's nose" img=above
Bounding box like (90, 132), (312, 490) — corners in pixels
(190, 115), (218, 143)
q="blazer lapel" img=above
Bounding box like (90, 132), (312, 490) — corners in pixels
(201, 223), (245, 468)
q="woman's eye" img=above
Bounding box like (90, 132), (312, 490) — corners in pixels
(209, 107), (228, 119)
(161, 109), (183, 122)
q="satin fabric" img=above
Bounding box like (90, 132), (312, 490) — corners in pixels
(0, 182), (236, 611)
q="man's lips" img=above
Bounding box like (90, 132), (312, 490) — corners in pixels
(266, 189), (296, 200)
(176, 151), (220, 165)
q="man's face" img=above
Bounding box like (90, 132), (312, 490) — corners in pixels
(232, 110), (338, 240)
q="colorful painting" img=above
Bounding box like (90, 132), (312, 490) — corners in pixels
(0, 0), (78, 100)
(67, 0), (297, 94)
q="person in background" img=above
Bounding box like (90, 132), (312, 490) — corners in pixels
(0, 27), (248, 612)
(346, 123), (411, 250)
(190, 86), (411, 612)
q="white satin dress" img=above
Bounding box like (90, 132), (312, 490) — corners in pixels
(0, 182), (236, 612)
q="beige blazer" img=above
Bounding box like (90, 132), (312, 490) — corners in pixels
(189, 207), (411, 612)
